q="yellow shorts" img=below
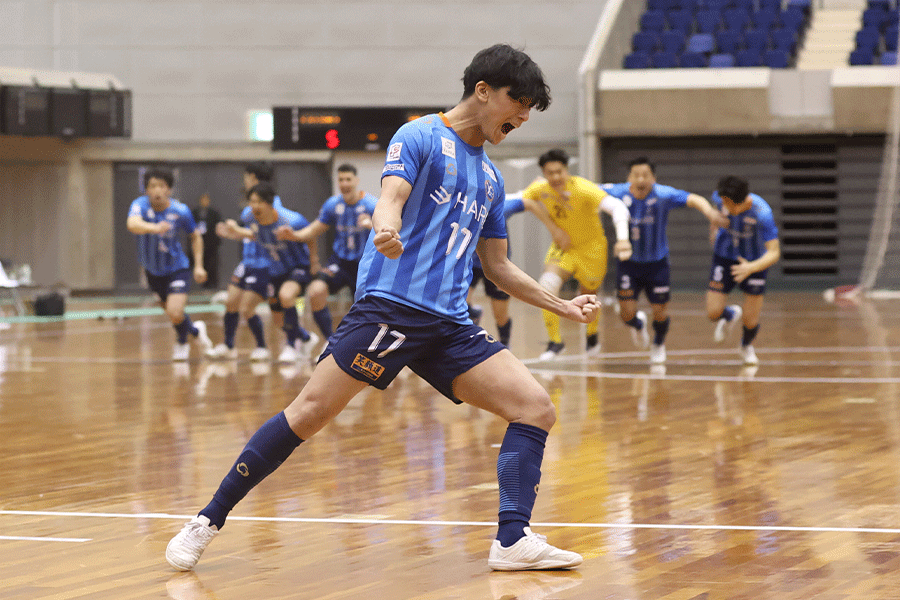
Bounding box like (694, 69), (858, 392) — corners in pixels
(545, 244), (607, 291)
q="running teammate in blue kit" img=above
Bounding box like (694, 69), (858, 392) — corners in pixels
(167, 44), (593, 572)
(126, 168), (213, 361)
(706, 175), (780, 366)
(602, 157), (727, 364)
(282, 164), (377, 340)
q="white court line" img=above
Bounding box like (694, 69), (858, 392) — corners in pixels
(1, 510), (899, 535)
(527, 368), (900, 384)
(522, 346), (900, 365)
(0, 535), (90, 543)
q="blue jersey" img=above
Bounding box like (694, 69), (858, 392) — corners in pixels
(240, 206), (311, 276)
(472, 193), (526, 269)
(241, 195), (283, 263)
(712, 192), (779, 261)
(128, 196), (197, 276)
(358, 113), (507, 322)
(318, 192), (379, 261)
(602, 183), (689, 263)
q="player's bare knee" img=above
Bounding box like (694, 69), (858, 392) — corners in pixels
(707, 307), (723, 321)
(520, 390), (556, 431)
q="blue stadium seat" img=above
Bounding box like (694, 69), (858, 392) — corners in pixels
(744, 29), (770, 53)
(652, 51), (681, 67)
(709, 53), (737, 66)
(680, 51), (709, 67)
(642, 10), (667, 32)
(758, 0), (782, 7)
(736, 50), (764, 66)
(787, 0), (812, 11)
(687, 32), (717, 53)
(633, 31), (660, 53)
(849, 49), (875, 65)
(648, 0), (679, 10)
(716, 29), (742, 54)
(864, 8), (890, 31)
(868, 0), (892, 10)
(667, 9), (695, 33)
(696, 9), (723, 32)
(734, 0), (756, 10)
(724, 8), (752, 30)
(624, 51), (653, 69)
(751, 9), (780, 30)
(886, 25), (899, 51)
(781, 7), (807, 32)
(771, 29), (797, 52)
(764, 49), (790, 67)
(661, 30), (688, 53)
(856, 28), (881, 52)
(882, 51), (899, 64)
(704, 0), (734, 10)
(887, 10), (900, 28)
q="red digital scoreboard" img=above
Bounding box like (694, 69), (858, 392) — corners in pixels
(272, 106), (445, 151)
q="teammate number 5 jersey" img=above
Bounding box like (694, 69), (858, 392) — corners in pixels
(357, 113), (508, 323)
(711, 191), (779, 261)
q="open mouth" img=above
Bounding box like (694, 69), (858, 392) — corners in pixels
(500, 122), (515, 134)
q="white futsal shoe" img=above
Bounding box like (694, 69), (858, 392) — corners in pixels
(631, 311), (650, 349)
(488, 527), (583, 571)
(740, 344), (759, 365)
(297, 331), (320, 363)
(193, 320), (214, 354)
(172, 343), (190, 361)
(277, 344), (299, 363)
(166, 515), (218, 571)
(650, 343), (666, 364)
(714, 304), (742, 342)
(539, 342), (565, 361)
(249, 347), (271, 361)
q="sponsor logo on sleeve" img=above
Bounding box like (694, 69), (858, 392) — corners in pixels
(351, 353), (385, 381)
(387, 142), (402, 161)
(382, 164), (405, 173)
(482, 161), (497, 182)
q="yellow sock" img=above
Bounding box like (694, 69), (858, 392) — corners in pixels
(543, 309), (562, 344)
(586, 317), (599, 338)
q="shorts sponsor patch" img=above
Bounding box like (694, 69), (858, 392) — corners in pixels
(351, 353), (385, 381)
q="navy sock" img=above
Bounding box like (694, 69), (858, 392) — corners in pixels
(174, 314), (196, 344)
(496, 422), (548, 547)
(223, 312), (239, 349)
(283, 306), (300, 346)
(200, 412), (303, 529)
(247, 314), (266, 348)
(721, 306), (735, 322)
(652, 317), (670, 345)
(312, 307), (333, 338)
(625, 315), (642, 329)
(742, 324), (759, 346)
(497, 319), (512, 346)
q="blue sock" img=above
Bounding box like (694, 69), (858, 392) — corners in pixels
(721, 306), (735, 322)
(312, 307), (333, 338)
(247, 314), (266, 348)
(625, 315), (643, 329)
(174, 314), (197, 344)
(200, 412), (303, 529)
(283, 306), (300, 346)
(496, 422), (548, 547)
(223, 312), (239, 349)
(497, 319), (512, 346)
(653, 317), (670, 345)
(742, 324), (759, 346)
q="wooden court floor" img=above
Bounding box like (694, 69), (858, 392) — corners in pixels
(3, 291), (900, 599)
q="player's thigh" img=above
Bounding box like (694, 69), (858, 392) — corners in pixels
(741, 293), (765, 327)
(572, 252), (606, 292)
(239, 289), (266, 316)
(453, 351), (555, 429)
(165, 292), (187, 319)
(706, 290), (728, 319)
(278, 279), (301, 306)
(283, 354), (370, 439)
(225, 284), (243, 310)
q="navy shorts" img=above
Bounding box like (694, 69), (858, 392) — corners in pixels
(230, 263), (270, 298)
(616, 258), (671, 304)
(268, 267), (314, 312)
(470, 266), (510, 301)
(319, 295), (507, 404)
(146, 268), (191, 302)
(708, 255), (768, 296)
(316, 256), (360, 295)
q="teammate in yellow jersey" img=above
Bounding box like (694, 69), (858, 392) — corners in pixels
(523, 149), (632, 359)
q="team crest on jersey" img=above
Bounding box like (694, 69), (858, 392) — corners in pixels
(482, 161), (497, 182)
(485, 180), (495, 202)
(146, 209), (155, 219)
(623, 195), (632, 207)
(351, 353), (385, 381)
(441, 137), (456, 159)
(335, 203), (345, 215)
(446, 162), (456, 176)
(387, 142), (402, 161)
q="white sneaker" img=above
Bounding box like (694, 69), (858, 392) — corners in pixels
(277, 344), (299, 363)
(650, 343), (666, 364)
(249, 347), (271, 361)
(296, 331), (320, 363)
(165, 515), (218, 571)
(193, 320), (214, 353)
(714, 304), (742, 343)
(172, 343), (190, 361)
(539, 342), (565, 361)
(488, 527), (583, 571)
(206, 343), (237, 360)
(631, 311), (650, 349)
(740, 344), (759, 365)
